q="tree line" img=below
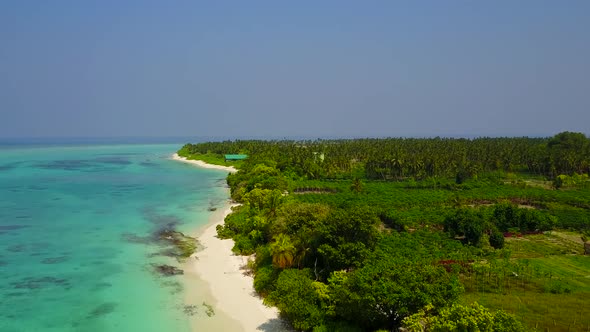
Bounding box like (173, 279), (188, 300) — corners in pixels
(180, 132), (590, 181)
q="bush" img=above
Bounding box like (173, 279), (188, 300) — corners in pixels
(254, 265), (279, 297)
(402, 303), (525, 332)
(232, 234), (256, 254)
(544, 280), (572, 294)
(216, 224), (234, 239)
(489, 229), (505, 249)
(268, 269), (325, 331)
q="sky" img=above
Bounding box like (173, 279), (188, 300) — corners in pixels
(1, 1), (589, 139)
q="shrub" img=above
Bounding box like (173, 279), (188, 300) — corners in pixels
(268, 269), (325, 331)
(544, 280), (572, 294)
(489, 229), (505, 249)
(232, 234), (256, 254)
(254, 265), (279, 297)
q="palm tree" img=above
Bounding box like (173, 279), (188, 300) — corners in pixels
(270, 234), (296, 268)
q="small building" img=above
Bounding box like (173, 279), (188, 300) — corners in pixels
(224, 154), (248, 162)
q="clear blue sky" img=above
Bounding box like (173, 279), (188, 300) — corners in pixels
(1, 1), (589, 139)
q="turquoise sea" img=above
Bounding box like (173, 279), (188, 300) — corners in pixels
(0, 143), (231, 332)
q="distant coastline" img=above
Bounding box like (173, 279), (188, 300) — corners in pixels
(171, 153), (238, 173)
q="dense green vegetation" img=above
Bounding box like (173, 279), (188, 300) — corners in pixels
(180, 132), (590, 331)
(177, 145), (245, 168)
(181, 131), (590, 180)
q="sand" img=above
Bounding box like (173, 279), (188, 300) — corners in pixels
(173, 154), (288, 331)
(171, 153), (238, 173)
(188, 205), (288, 331)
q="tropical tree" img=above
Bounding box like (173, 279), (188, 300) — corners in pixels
(401, 302), (525, 332)
(444, 209), (486, 246)
(270, 234), (296, 268)
(329, 258), (463, 330)
(267, 269), (326, 330)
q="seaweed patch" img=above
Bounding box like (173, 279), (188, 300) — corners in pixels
(87, 302), (117, 319)
(10, 276), (70, 290)
(41, 256), (69, 264)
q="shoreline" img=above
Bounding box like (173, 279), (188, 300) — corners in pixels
(171, 153), (238, 173)
(173, 153), (288, 331)
(186, 204), (287, 332)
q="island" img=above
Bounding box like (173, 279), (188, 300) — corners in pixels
(179, 132), (590, 332)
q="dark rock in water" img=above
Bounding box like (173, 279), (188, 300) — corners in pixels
(183, 305), (199, 316)
(11, 276), (70, 290)
(94, 157), (132, 165)
(142, 208), (182, 228)
(154, 264), (184, 276)
(0, 225), (30, 231)
(6, 244), (26, 252)
(125, 227), (198, 259)
(0, 163), (18, 171)
(161, 280), (183, 294)
(126, 211), (199, 259)
(41, 256), (69, 264)
(148, 248), (181, 258)
(87, 302), (117, 318)
(208, 207), (217, 211)
(35, 159), (93, 171)
(156, 229), (198, 258)
(28, 185), (48, 191)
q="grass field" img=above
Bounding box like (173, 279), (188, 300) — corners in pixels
(507, 232), (585, 258)
(462, 232), (590, 331)
(462, 292), (589, 332)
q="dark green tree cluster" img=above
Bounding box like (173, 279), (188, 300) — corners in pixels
(401, 302), (525, 332)
(444, 204), (557, 249)
(181, 132), (590, 181)
(444, 209), (489, 247)
(492, 203), (557, 233)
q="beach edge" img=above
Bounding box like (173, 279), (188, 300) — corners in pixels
(172, 153), (288, 332)
(171, 153), (238, 173)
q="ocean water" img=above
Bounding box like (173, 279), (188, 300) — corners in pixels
(0, 143), (231, 332)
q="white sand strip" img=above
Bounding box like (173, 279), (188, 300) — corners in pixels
(172, 153), (288, 331)
(190, 205), (288, 331)
(171, 153), (238, 173)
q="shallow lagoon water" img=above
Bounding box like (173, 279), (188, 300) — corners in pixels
(0, 144), (229, 332)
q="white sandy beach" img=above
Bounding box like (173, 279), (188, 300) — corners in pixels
(188, 205), (288, 331)
(173, 154), (288, 331)
(172, 153), (238, 173)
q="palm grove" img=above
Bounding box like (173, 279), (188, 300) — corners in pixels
(179, 132), (590, 331)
